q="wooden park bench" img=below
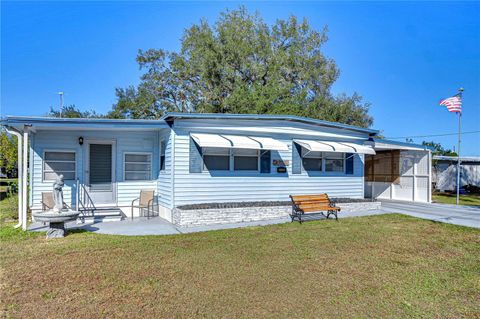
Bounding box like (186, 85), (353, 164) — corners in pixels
(289, 194), (340, 223)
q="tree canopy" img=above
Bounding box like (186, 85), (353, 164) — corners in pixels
(0, 130), (17, 176)
(109, 7), (373, 128)
(47, 105), (104, 118)
(422, 141), (458, 156)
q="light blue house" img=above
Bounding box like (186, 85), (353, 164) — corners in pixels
(2, 113), (431, 229)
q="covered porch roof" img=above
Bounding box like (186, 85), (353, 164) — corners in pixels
(368, 138), (432, 151)
(0, 116), (169, 132)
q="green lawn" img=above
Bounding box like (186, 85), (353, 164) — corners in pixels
(0, 194), (18, 223)
(433, 193), (480, 206)
(1, 214), (479, 318)
(0, 178), (18, 183)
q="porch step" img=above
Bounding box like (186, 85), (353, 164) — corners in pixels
(77, 207), (125, 224)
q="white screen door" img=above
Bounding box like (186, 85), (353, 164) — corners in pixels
(88, 143), (115, 204)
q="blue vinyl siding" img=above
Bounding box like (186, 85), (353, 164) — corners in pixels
(28, 118), (370, 212)
(30, 130), (163, 210)
(171, 119), (368, 207)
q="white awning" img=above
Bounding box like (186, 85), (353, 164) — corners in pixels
(294, 139), (376, 155)
(248, 136), (289, 151)
(191, 133), (232, 148)
(340, 142), (376, 155)
(191, 133), (288, 151)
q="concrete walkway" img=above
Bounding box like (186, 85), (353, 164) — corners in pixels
(29, 209), (387, 236)
(28, 201), (480, 236)
(380, 200), (480, 229)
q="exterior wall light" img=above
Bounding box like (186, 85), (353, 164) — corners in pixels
(78, 137), (84, 145)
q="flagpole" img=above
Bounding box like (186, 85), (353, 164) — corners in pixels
(456, 87), (463, 205)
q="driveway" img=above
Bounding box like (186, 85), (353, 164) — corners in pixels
(380, 200), (480, 229)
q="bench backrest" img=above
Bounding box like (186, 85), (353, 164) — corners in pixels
(290, 194), (335, 212)
(290, 194), (331, 204)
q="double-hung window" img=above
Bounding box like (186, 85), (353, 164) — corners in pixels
(160, 140), (166, 172)
(324, 152), (345, 172)
(233, 149), (259, 171)
(43, 151), (76, 181)
(124, 153), (152, 181)
(302, 150), (322, 171)
(300, 148), (346, 173)
(203, 147), (230, 171)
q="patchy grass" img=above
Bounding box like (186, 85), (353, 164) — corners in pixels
(0, 194), (18, 223)
(433, 193), (480, 206)
(1, 214), (479, 318)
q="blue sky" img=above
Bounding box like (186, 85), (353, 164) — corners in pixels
(1, 1), (479, 155)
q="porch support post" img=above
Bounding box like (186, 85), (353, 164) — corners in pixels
(5, 127), (23, 229)
(22, 127), (29, 230)
(428, 150), (432, 203)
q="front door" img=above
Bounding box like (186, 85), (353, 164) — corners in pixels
(87, 143), (115, 204)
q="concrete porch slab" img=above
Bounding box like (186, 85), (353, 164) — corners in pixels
(28, 209), (388, 236)
(28, 201), (480, 236)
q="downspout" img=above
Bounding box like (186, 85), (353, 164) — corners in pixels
(171, 127), (176, 219)
(5, 127), (23, 229)
(22, 126), (29, 230)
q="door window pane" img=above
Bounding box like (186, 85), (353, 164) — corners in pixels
(90, 144), (112, 184)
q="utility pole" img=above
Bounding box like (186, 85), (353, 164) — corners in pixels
(58, 92), (64, 118)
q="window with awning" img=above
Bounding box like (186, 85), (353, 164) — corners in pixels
(292, 139), (373, 174)
(293, 139), (375, 155)
(190, 133), (288, 151)
(190, 133), (284, 173)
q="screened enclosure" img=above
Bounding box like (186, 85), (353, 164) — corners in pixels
(364, 150), (431, 202)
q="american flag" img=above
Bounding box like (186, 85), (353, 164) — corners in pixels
(439, 94), (462, 113)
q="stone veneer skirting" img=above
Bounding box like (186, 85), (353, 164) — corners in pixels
(172, 201), (382, 228)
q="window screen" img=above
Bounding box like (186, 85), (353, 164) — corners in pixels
(365, 150), (400, 183)
(203, 147), (230, 171)
(234, 149), (258, 171)
(302, 150), (322, 171)
(124, 153), (152, 180)
(43, 151), (76, 181)
(324, 152), (344, 172)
